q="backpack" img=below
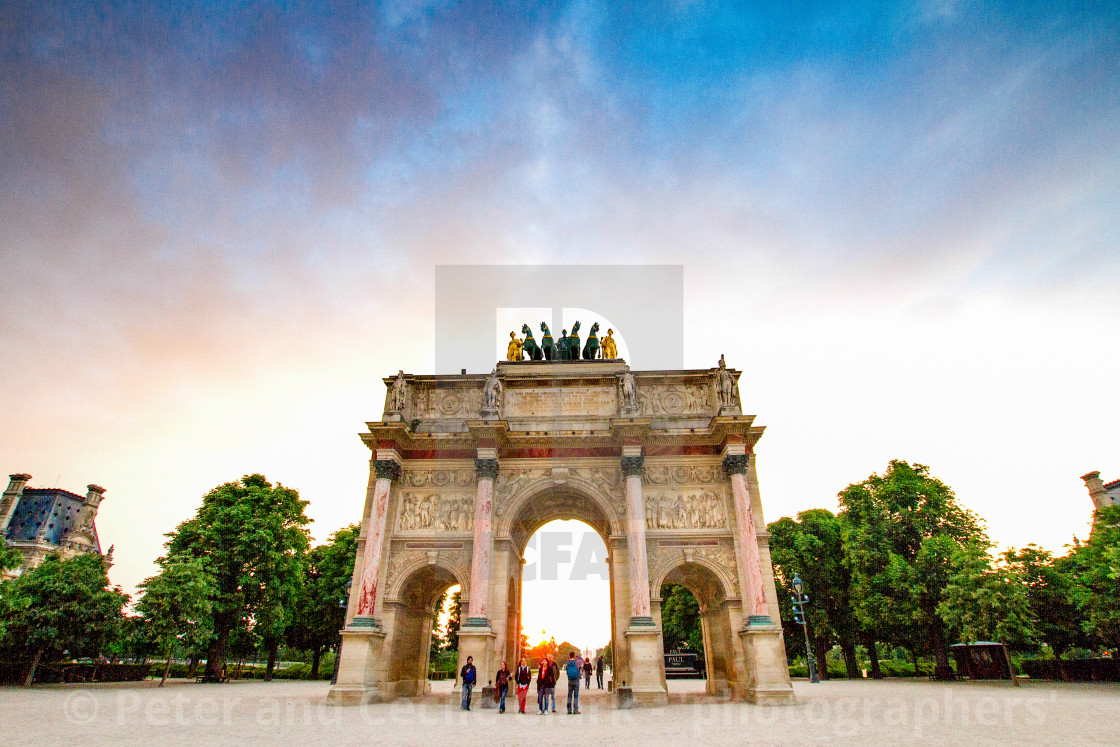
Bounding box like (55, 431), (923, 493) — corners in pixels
(566, 659), (580, 679)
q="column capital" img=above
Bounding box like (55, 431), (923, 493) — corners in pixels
(372, 459), (401, 481)
(474, 457), (500, 480)
(621, 455), (645, 478)
(722, 453), (749, 477)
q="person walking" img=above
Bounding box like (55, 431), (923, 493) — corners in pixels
(459, 656), (477, 711)
(547, 654), (560, 712)
(495, 660), (511, 714)
(515, 657), (532, 714)
(583, 655), (592, 689)
(565, 652), (582, 714)
(595, 655), (605, 689)
(536, 656), (555, 715)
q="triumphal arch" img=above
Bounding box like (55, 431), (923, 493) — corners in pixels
(328, 345), (795, 707)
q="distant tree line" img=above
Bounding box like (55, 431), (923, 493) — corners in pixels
(767, 460), (1120, 680)
(3, 463), (1117, 685)
(0, 475), (361, 686)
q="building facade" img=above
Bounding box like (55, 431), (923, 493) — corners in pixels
(0, 474), (109, 579)
(328, 355), (795, 707)
(1082, 471), (1120, 511)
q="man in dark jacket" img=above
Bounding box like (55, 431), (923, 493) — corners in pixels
(596, 655), (605, 688)
(547, 654), (560, 712)
(460, 656), (477, 711)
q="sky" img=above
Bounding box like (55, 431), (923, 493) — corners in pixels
(2, 1), (1118, 647)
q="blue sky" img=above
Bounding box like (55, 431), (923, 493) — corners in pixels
(2, 0), (1118, 618)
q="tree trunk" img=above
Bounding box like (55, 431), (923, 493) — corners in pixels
(311, 646), (322, 679)
(912, 644), (920, 677)
(813, 636), (830, 680)
(840, 638), (860, 679)
(204, 625), (232, 682)
(187, 655), (199, 679)
(929, 620), (953, 681)
(24, 646), (45, 687)
(865, 635), (883, 679)
(161, 645), (173, 687)
(264, 640), (278, 682)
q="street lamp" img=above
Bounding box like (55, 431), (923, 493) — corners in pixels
(331, 580), (352, 685)
(791, 574), (819, 684)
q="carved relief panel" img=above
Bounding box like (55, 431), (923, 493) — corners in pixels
(397, 492), (474, 531)
(644, 489), (727, 529)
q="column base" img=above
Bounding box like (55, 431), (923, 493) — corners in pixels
(623, 624), (668, 707)
(326, 626), (387, 706)
(457, 625), (495, 703)
(738, 624), (796, 706)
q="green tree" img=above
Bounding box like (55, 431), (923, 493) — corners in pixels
(136, 555), (215, 686)
(939, 539), (1034, 649)
(0, 537), (22, 575)
(445, 589), (461, 652)
(288, 524), (357, 677)
(769, 509), (862, 678)
(164, 474), (312, 682)
(660, 583), (703, 653)
(0, 553), (128, 685)
(840, 460), (987, 680)
(1002, 544), (1086, 674)
(1078, 505), (1120, 652)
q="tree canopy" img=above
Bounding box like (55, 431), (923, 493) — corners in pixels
(164, 474), (311, 681)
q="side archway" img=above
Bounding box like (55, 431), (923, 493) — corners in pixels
(654, 560), (740, 697)
(382, 563), (462, 698)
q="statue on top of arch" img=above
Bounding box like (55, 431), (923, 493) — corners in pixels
(505, 320), (617, 361)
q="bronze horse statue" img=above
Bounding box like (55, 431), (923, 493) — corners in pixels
(582, 322), (600, 360)
(521, 324), (543, 360)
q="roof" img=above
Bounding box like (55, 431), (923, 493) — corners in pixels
(4, 488), (100, 552)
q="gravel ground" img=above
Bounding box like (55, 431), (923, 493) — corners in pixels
(2, 676), (1117, 746)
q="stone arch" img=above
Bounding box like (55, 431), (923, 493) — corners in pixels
(386, 551), (470, 603)
(383, 563), (461, 698)
(654, 560), (740, 697)
(491, 476), (626, 685)
(649, 549), (738, 606)
(496, 476), (623, 550)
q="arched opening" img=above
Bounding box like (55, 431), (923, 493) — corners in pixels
(385, 564), (460, 698)
(656, 562), (737, 697)
(499, 482), (622, 699)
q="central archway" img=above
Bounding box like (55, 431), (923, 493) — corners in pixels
(489, 475), (630, 691)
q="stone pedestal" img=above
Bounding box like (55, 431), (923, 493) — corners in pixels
(480, 685), (497, 709)
(738, 624), (796, 705)
(622, 624), (668, 707)
(326, 626), (387, 705)
(457, 625), (495, 701)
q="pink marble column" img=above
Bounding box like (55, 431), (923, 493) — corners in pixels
(723, 453), (770, 623)
(353, 459), (400, 625)
(464, 458), (499, 627)
(622, 455), (653, 624)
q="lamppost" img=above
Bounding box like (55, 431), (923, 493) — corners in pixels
(331, 580), (351, 685)
(791, 574), (819, 683)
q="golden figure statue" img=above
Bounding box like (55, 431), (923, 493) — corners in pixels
(600, 329), (618, 359)
(506, 331), (525, 361)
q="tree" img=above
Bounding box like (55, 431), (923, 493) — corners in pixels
(769, 509), (862, 678)
(0, 553), (128, 685)
(660, 584), (703, 653)
(1078, 505), (1120, 653)
(445, 589), (461, 652)
(1002, 544), (1086, 674)
(841, 460), (987, 680)
(939, 539), (1034, 649)
(164, 474), (312, 682)
(0, 536), (22, 575)
(136, 555), (215, 686)
(288, 524), (357, 678)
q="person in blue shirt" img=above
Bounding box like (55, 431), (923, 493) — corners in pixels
(460, 656), (477, 710)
